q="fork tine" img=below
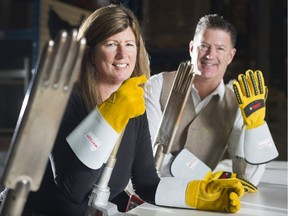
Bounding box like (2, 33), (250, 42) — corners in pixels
(64, 37), (86, 91)
(174, 61), (194, 93)
(59, 29), (86, 91)
(35, 40), (54, 87)
(59, 29), (79, 88)
(182, 64), (194, 93)
(173, 62), (185, 92)
(47, 30), (69, 88)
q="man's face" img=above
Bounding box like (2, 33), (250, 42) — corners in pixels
(189, 28), (236, 82)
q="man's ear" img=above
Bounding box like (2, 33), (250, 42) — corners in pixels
(189, 40), (194, 58)
(228, 48), (237, 65)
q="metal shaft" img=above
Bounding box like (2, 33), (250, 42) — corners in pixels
(0, 180), (30, 216)
(154, 61), (195, 173)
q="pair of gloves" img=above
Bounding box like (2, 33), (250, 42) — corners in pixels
(185, 70), (265, 213)
(185, 70), (266, 213)
(97, 70), (263, 213)
(99, 69), (268, 138)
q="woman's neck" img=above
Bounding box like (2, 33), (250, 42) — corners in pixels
(99, 82), (121, 101)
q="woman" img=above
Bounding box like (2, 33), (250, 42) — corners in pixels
(18, 4), (243, 216)
(23, 4), (158, 216)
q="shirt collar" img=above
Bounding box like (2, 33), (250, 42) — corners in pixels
(192, 79), (225, 100)
(212, 79), (225, 100)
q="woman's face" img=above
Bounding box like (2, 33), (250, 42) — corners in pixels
(94, 27), (137, 86)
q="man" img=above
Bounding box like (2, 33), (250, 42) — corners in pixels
(145, 14), (278, 186)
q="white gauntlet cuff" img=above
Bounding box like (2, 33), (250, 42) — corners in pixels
(155, 177), (190, 208)
(66, 108), (119, 169)
(244, 122), (279, 164)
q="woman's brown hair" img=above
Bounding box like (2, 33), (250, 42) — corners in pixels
(77, 4), (150, 111)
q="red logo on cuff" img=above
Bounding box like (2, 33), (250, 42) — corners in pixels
(86, 132), (99, 151)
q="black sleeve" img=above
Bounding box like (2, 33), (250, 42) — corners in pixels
(131, 112), (160, 204)
(50, 89), (102, 204)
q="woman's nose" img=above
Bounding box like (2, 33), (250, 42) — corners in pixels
(116, 45), (127, 58)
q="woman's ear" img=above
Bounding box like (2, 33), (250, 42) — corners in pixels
(89, 49), (96, 67)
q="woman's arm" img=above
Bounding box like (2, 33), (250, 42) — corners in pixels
(50, 90), (102, 204)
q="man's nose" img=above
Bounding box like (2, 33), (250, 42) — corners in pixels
(206, 47), (217, 59)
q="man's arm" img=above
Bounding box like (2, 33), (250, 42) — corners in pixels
(227, 107), (266, 186)
(144, 73), (164, 146)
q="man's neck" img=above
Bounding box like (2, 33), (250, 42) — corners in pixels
(194, 78), (220, 100)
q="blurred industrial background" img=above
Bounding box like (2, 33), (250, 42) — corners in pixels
(0, 0), (287, 166)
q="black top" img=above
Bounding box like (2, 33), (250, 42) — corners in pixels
(25, 86), (160, 216)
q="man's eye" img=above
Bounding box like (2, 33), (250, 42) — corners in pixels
(199, 44), (209, 50)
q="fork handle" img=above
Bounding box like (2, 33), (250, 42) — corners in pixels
(0, 180), (30, 216)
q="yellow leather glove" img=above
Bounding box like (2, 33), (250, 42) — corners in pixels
(205, 171), (257, 193)
(232, 70), (268, 129)
(98, 75), (147, 133)
(186, 178), (244, 213)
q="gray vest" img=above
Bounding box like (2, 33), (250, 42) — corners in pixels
(160, 71), (238, 170)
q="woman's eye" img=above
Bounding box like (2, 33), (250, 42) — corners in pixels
(107, 43), (117, 47)
(126, 43), (135, 47)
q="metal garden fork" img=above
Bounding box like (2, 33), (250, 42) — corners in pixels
(154, 61), (195, 173)
(0, 29), (86, 216)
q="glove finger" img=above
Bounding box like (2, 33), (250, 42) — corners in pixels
(229, 205), (240, 213)
(238, 178), (258, 193)
(219, 180), (244, 198)
(264, 86), (268, 102)
(121, 75), (147, 92)
(230, 192), (240, 206)
(233, 181), (245, 198)
(203, 170), (213, 181)
(119, 78), (145, 100)
(246, 70), (258, 96)
(214, 179), (244, 197)
(208, 170), (224, 180)
(211, 171), (257, 193)
(229, 192), (241, 213)
(238, 73), (250, 97)
(130, 75), (147, 86)
(232, 81), (243, 104)
(255, 70), (265, 94)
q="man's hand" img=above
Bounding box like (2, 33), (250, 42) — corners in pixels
(205, 171), (257, 193)
(232, 70), (279, 164)
(98, 75), (147, 133)
(232, 70), (268, 129)
(186, 177), (244, 213)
